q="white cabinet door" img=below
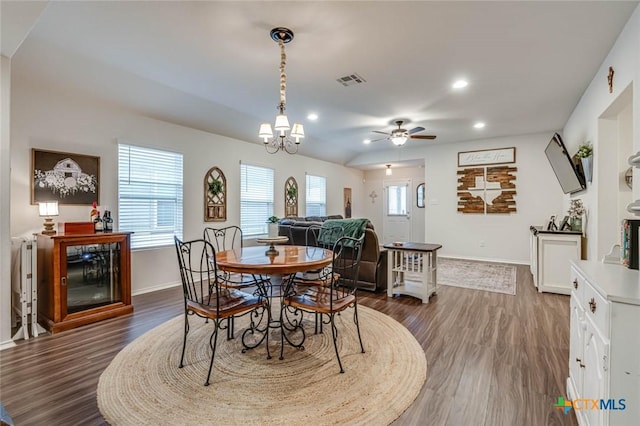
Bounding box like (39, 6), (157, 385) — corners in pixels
(569, 294), (585, 397)
(530, 231), (538, 286)
(583, 317), (610, 426)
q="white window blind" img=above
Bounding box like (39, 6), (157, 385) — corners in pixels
(118, 144), (183, 249)
(241, 164), (274, 237)
(306, 174), (326, 216)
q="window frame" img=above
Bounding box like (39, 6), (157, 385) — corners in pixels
(117, 143), (184, 250)
(240, 162), (275, 238)
(305, 174), (327, 217)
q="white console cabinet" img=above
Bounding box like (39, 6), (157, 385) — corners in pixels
(567, 260), (640, 426)
(530, 227), (582, 294)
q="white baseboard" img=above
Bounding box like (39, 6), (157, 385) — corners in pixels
(0, 339), (17, 351)
(440, 254), (528, 266)
(132, 281), (181, 296)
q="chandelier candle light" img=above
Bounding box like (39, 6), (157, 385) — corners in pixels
(259, 27), (304, 154)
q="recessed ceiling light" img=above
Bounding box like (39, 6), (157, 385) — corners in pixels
(473, 122), (486, 129)
(452, 79), (468, 89)
(363, 139), (371, 145)
(307, 113), (318, 121)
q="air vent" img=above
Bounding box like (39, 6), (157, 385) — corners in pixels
(336, 73), (366, 87)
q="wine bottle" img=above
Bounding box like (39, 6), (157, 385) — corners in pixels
(94, 211), (103, 232)
(103, 210), (113, 232)
(90, 201), (98, 222)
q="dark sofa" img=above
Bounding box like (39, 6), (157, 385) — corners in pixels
(278, 216), (387, 292)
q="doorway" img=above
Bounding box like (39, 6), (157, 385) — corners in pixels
(382, 179), (412, 244)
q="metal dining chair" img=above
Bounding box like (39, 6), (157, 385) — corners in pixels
(174, 236), (268, 386)
(281, 235), (366, 372)
(203, 226), (269, 338)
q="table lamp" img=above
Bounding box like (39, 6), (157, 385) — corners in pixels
(38, 201), (59, 235)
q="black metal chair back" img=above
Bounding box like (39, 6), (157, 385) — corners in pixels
(330, 235), (365, 294)
(204, 225), (243, 252)
(304, 223), (345, 249)
(174, 237), (219, 313)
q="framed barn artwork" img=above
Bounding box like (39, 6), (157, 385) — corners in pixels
(31, 149), (100, 205)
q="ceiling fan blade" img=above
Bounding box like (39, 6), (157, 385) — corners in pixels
(369, 137), (388, 142)
(410, 135), (437, 140)
(372, 130), (390, 135)
(408, 126), (425, 135)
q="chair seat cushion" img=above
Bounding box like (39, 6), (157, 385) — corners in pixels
(285, 287), (355, 314)
(188, 289), (265, 319)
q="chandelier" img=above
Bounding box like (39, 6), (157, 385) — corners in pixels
(259, 27), (304, 154)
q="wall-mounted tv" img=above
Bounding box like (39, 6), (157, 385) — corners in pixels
(545, 133), (586, 194)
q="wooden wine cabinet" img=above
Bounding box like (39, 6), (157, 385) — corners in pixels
(37, 232), (133, 333)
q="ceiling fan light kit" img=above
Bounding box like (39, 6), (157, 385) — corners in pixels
(371, 120), (436, 146)
(259, 27), (304, 155)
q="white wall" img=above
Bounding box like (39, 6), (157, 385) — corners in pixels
(424, 133), (564, 264)
(363, 166), (425, 243)
(563, 5), (639, 261)
(1, 55), (14, 349)
(9, 80), (365, 296)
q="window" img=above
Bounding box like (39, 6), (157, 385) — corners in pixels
(387, 185), (407, 215)
(306, 174), (326, 216)
(118, 144), (183, 249)
(241, 163), (274, 237)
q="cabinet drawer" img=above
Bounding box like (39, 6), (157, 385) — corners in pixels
(582, 281), (610, 339)
(570, 266), (585, 301)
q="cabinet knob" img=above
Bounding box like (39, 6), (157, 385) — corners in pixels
(589, 298), (597, 313)
(573, 279), (578, 289)
(61, 277), (67, 286)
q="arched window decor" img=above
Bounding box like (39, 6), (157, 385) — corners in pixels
(204, 166), (227, 221)
(285, 176), (298, 217)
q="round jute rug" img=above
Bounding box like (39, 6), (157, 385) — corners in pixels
(97, 304), (426, 425)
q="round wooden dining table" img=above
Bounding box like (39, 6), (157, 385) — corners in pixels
(215, 245), (333, 276)
(215, 244), (333, 359)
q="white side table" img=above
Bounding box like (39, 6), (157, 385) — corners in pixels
(384, 242), (442, 304)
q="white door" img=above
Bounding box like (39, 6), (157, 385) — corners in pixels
(382, 179), (412, 244)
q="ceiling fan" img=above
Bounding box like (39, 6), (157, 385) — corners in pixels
(371, 120), (436, 146)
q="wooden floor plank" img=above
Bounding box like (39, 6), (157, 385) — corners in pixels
(0, 265), (577, 425)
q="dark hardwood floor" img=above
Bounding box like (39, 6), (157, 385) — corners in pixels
(1, 265), (577, 425)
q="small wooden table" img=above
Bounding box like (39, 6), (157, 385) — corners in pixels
(383, 242), (442, 304)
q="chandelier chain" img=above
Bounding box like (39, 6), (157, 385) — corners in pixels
(279, 39), (287, 108)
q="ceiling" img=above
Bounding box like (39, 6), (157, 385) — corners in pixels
(3, 1), (638, 167)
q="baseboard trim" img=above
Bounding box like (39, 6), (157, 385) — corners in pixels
(0, 339), (17, 351)
(439, 255), (528, 266)
(132, 281), (181, 296)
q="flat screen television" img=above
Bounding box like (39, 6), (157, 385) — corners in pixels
(545, 133), (586, 194)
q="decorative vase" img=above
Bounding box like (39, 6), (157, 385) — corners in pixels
(268, 223), (278, 237)
(570, 217), (582, 232)
(581, 156), (593, 183)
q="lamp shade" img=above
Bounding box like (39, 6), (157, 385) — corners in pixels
(274, 114), (290, 131)
(385, 165), (392, 176)
(259, 123), (274, 139)
(38, 201), (59, 217)
(291, 123), (305, 141)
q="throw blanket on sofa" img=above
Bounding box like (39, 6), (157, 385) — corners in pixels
(319, 218), (368, 247)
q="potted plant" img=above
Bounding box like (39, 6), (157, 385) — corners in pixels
(208, 178), (223, 197)
(568, 199), (585, 232)
(577, 143), (593, 183)
(267, 215), (279, 237)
